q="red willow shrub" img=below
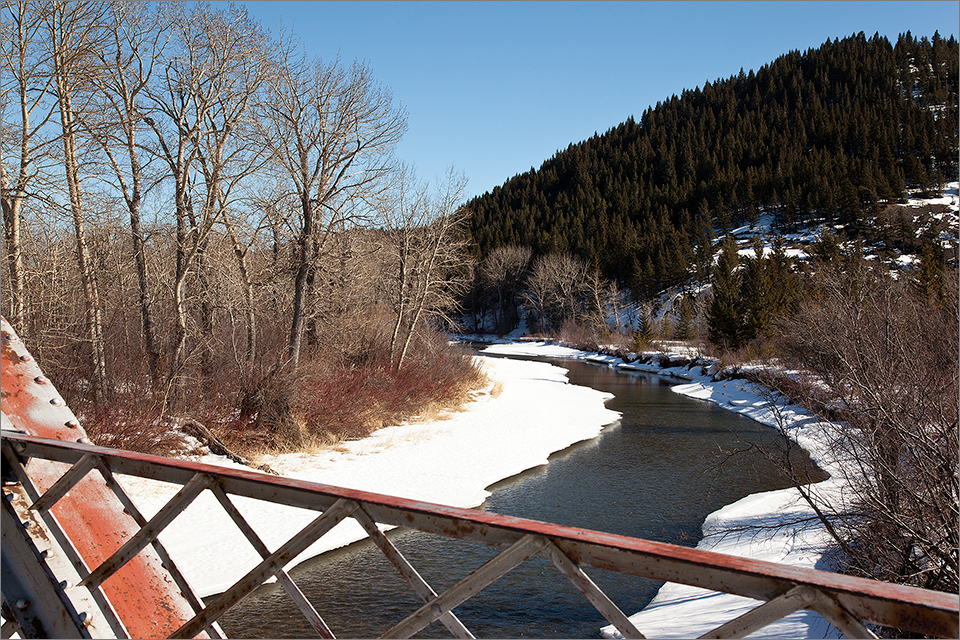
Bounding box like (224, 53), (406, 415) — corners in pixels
(296, 341), (484, 443)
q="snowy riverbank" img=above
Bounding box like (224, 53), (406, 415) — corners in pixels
(120, 341), (844, 637)
(120, 354), (620, 598)
(482, 342), (845, 638)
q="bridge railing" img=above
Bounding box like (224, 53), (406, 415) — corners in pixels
(3, 429), (957, 640)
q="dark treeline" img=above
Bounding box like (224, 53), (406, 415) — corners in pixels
(467, 32), (958, 298)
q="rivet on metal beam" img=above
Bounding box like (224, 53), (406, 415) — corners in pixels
(14, 599), (29, 611)
(77, 438), (92, 445)
(4, 333), (18, 342)
(66, 420), (80, 429)
(19, 354), (32, 362)
(34, 375), (48, 384)
(50, 397), (64, 406)
(59, 580), (74, 590)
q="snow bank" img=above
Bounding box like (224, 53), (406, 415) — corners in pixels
(119, 355), (620, 598)
(482, 342), (847, 637)
(601, 374), (845, 638)
(118, 339), (848, 638)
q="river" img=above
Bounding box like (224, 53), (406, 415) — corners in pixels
(217, 356), (825, 638)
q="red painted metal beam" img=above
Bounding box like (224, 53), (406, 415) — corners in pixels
(1, 318), (202, 639)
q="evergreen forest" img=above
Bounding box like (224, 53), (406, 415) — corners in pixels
(466, 32), (959, 299)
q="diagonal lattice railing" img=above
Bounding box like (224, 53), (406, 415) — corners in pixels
(3, 430), (958, 640)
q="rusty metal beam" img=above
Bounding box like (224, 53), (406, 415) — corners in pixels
(381, 534), (549, 639)
(1, 318), (205, 639)
(351, 505), (475, 639)
(541, 540), (645, 639)
(79, 473), (213, 590)
(27, 453), (100, 515)
(94, 459), (222, 638)
(208, 482), (335, 640)
(2, 497), (91, 639)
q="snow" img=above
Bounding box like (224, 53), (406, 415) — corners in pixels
(114, 338), (855, 639)
(114, 180), (958, 636)
(117, 355), (620, 598)
(483, 343), (850, 638)
(600, 374), (847, 638)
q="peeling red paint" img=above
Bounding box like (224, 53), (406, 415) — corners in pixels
(2, 318), (203, 639)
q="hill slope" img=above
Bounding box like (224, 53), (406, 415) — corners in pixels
(466, 32), (959, 298)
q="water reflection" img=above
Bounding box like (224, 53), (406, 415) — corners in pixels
(218, 358), (825, 638)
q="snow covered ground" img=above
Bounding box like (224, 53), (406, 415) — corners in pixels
(484, 342), (847, 638)
(118, 340), (848, 638)
(120, 354), (620, 598)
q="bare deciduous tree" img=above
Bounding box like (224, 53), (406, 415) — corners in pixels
(383, 167), (471, 370)
(1, 1), (59, 335)
(86, 0), (168, 393)
(480, 244), (532, 334)
(520, 252), (591, 334)
(44, 0), (112, 403)
(775, 259), (959, 592)
(257, 38), (406, 369)
(143, 2), (270, 401)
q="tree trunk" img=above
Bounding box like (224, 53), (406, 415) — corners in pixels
(224, 220), (256, 377)
(287, 196), (315, 370)
(127, 184), (163, 394)
(58, 86), (108, 404)
(1, 168), (25, 334)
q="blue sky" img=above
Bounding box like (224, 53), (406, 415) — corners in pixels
(242, 1), (959, 200)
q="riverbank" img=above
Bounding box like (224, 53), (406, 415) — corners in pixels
(482, 341), (844, 638)
(119, 354), (620, 598)
(119, 340), (842, 637)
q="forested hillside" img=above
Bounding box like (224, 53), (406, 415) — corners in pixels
(467, 32), (959, 298)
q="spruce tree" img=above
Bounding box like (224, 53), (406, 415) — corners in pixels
(707, 235), (745, 350)
(916, 241), (947, 304)
(674, 295), (695, 341)
(740, 236), (772, 341)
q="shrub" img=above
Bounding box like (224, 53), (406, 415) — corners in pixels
(77, 398), (189, 457)
(226, 324), (486, 452)
(775, 260), (959, 592)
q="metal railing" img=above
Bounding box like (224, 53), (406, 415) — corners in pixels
(2, 314), (957, 639)
(3, 430), (958, 640)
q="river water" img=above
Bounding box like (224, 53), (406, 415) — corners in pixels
(217, 357), (825, 638)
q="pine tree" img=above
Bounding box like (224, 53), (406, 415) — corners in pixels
(916, 241), (947, 304)
(633, 309), (654, 352)
(740, 236), (772, 341)
(674, 295), (695, 341)
(707, 235), (745, 350)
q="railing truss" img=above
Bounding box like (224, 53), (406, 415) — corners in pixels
(2, 430), (957, 640)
